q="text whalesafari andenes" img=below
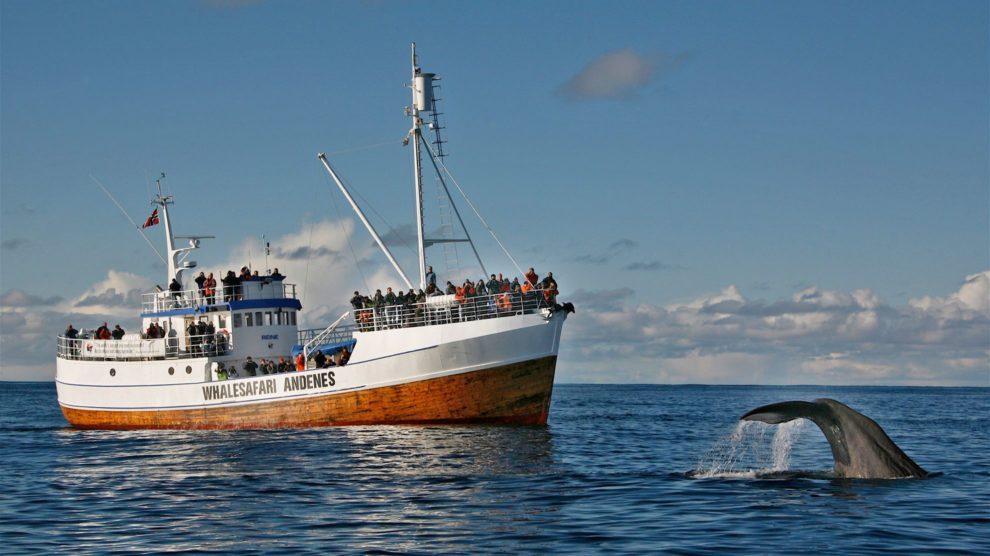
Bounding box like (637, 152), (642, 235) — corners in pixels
(202, 371), (336, 401)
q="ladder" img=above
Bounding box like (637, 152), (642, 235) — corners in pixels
(303, 311), (350, 360)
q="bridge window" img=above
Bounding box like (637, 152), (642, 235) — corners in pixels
(255, 311), (262, 325)
(290, 312), (297, 326)
(245, 312), (254, 327)
(265, 312), (273, 326)
(233, 314), (242, 328)
(277, 312), (284, 326)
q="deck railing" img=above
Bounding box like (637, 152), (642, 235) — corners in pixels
(141, 282), (297, 313)
(355, 290), (556, 335)
(295, 291), (555, 348)
(56, 333), (232, 361)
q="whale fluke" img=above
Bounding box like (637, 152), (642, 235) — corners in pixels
(741, 398), (927, 479)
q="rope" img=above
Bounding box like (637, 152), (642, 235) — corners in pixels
(421, 143), (527, 281)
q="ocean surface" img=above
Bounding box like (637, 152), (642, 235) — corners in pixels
(0, 383), (987, 554)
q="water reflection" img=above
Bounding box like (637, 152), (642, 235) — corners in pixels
(48, 424), (563, 551)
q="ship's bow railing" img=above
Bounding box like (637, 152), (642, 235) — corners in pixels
(349, 290), (555, 332)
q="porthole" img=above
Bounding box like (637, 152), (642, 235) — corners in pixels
(186, 365), (192, 374)
(168, 367), (175, 375)
(109, 368), (116, 377)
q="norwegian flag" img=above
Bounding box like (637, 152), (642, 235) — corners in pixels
(142, 208), (160, 228)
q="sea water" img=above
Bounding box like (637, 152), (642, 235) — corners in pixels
(0, 383), (986, 554)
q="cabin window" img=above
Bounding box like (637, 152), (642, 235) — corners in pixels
(255, 312), (262, 326)
(168, 367), (175, 375)
(218, 315), (227, 328)
(290, 312), (297, 326)
(245, 312), (254, 327)
(277, 312), (284, 326)
(109, 368), (116, 377)
(233, 314), (242, 328)
(265, 312), (273, 326)
(185, 366), (192, 374)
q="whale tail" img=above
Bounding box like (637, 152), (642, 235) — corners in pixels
(741, 399), (927, 479)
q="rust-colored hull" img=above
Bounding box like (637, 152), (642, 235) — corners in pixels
(61, 356), (557, 429)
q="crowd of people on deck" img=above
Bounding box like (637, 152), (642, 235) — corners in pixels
(348, 266), (560, 331)
(166, 267), (286, 306)
(63, 322), (126, 341)
(213, 347), (351, 381)
(63, 318), (229, 356)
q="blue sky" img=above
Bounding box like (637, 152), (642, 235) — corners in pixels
(1, 0), (987, 384)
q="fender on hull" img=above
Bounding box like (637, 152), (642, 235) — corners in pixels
(61, 356), (557, 429)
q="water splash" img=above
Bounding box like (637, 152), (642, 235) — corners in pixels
(692, 419), (807, 478)
(771, 419), (805, 471)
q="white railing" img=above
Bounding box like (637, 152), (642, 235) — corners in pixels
(141, 282), (298, 313)
(303, 311), (351, 359)
(349, 290), (556, 333)
(56, 333), (232, 361)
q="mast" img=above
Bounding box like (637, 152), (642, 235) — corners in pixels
(317, 154), (415, 290)
(155, 174), (210, 286)
(410, 42), (428, 290)
(155, 175), (179, 282)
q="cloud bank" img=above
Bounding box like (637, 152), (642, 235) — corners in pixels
(559, 271), (990, 385)
(1, 215), (986, 385)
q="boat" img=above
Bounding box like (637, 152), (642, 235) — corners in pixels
(55, 44), (572, 429)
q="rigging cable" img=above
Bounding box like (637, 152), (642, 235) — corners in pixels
(323, 171), (371, 294)
(90, 175), (167, 265)
(421, 135), (487, 277)
(421, 143), (527, 281)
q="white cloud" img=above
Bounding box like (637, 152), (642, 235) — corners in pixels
(558, 49), (688, 101)
(69, 270), (154, 316)
(192, 218), (404, 329)
(910, 271), (990, 314)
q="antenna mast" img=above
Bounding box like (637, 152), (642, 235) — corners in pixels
(409, 42), (432, 290)
(155, 173), (212, 285)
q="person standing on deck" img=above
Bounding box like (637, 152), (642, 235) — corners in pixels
(169, 278), (183, 306)
(194, 272), (207, 304)
(204, 273), (217, 305)
(525, 267), (539, 287)
(243, 356), (259, 377)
